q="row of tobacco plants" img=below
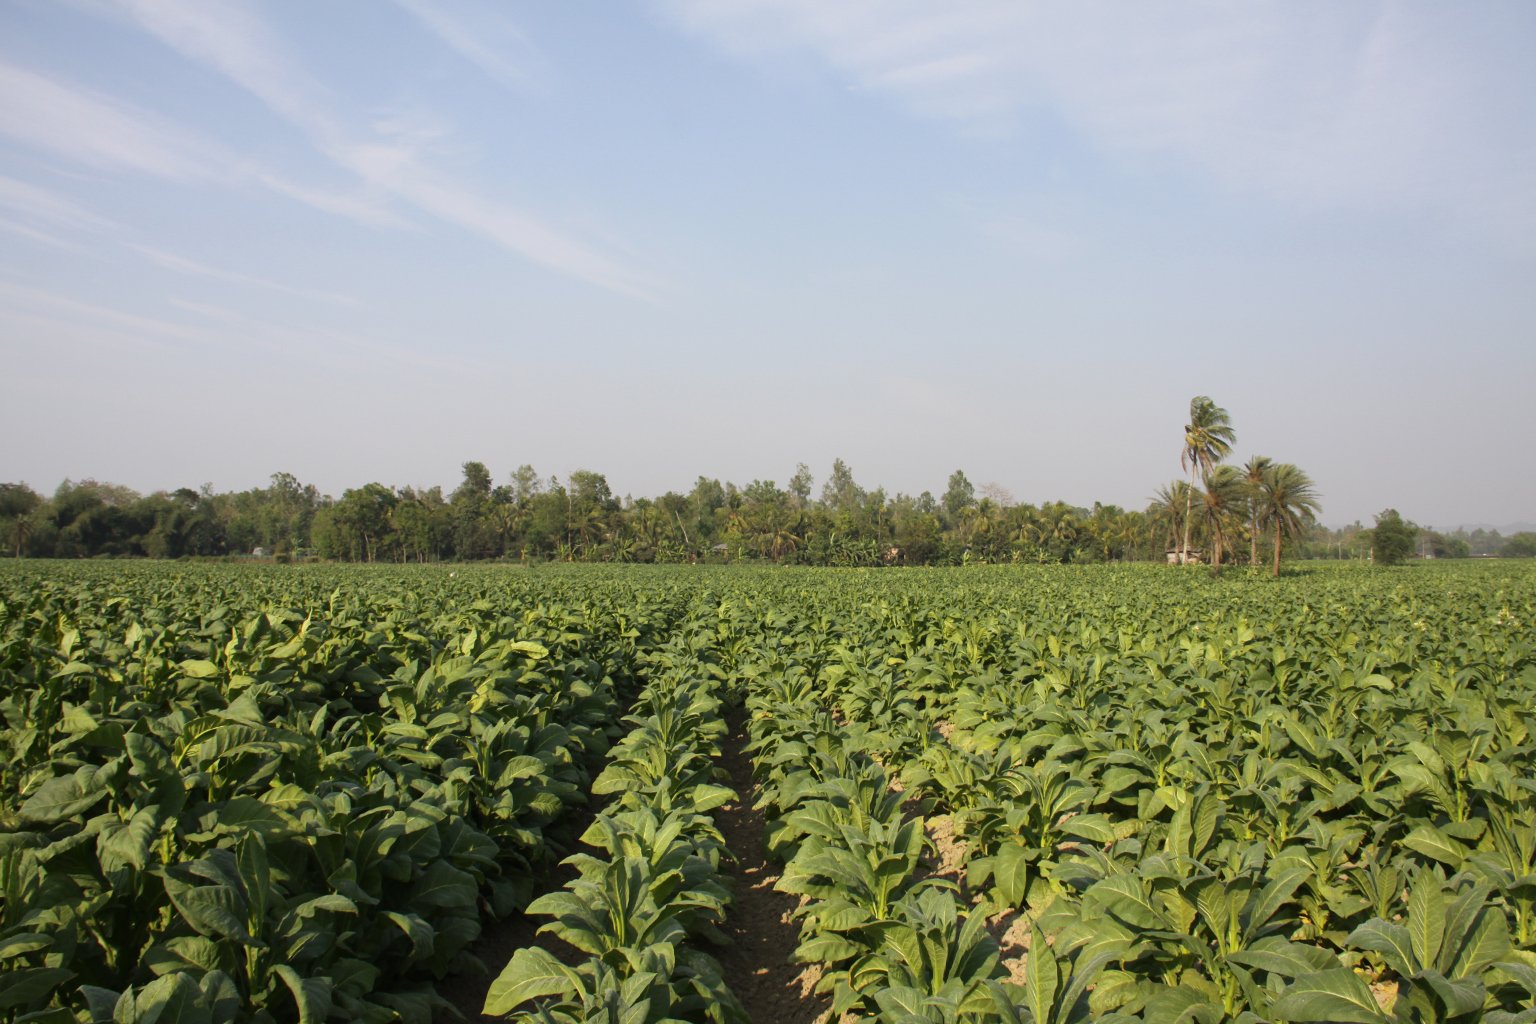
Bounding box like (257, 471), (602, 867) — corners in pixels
(482, 634), (745, 1021)
(0, 562), (699, 1022)
(4, 558), (1536, 1022)
(720, 560), (1536, 1022)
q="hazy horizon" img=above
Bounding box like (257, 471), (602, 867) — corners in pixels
(3, 2), (1533, 530)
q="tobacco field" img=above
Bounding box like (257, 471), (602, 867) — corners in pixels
(2, 560), (1535, 1024)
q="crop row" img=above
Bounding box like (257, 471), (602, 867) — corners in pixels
(737, 654), (1022, 1023)
(787, 594), (1536, 1019)
(484, 636), (744, 1022)
(0, 571), (693, 1022)
(5, 559), (1536, 1023)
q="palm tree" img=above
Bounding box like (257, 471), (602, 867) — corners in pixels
(1243, 455), (1273, 565)
(1256, 463), (1321, 577)
(1199, 465), (1246, 570)
(1179, 396), (1236, 563)
(1150, 480), (1197, 557)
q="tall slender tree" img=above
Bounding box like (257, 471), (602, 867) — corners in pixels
(1199, 465), (1246, 570)
(1179, 396), (1236, 563)
(1257, 463), (1322, 576)
(1243, 455), (1274, 565)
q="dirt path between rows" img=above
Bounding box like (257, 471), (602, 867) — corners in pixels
(714, 709), (835, 1024)
(441, 710), (845, 1023)
(437, 821), (591, 1022)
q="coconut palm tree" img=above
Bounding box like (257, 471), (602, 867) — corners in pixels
(1151, 481), (1197, 557)
(1179, 396), (1237, 563)
(1199, 465), (1246, 570)
(1243, 455), (1273, 565)
(1256, 463), (1321, 577)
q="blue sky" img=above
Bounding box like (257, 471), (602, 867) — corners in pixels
(1, 1), (1533, 529)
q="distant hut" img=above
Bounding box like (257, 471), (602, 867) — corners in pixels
(1166, 547), (1203, 565)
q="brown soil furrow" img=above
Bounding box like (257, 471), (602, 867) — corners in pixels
(714, 709), (833, 1024)
(436, 821), (592, 1022)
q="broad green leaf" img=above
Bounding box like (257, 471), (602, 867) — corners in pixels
(178, 659), (221, 679)
(18, 773), (107, 824)
(1401, 826), (1467, 869)
(1024, 925), (1060, 1024)
(1270, 968), (1389, 1023)
(483, 947), (580, 1015)
(1348, 920), (1415, 977)
(271, 965), (333, 1024)
(0, 967), (74, 1011)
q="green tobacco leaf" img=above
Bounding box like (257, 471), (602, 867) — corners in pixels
(689, 783), (737, 813)
(1084, 875), (1164, 931)
(483, 947), (579, 1015)
(120, 972), (213, 1024)
(19, 773), (108, 824)
(1401, 826), (1467, 869)
(1347, 920), (1415, 977)
(98, 804), (163, 873)
(1407, 870), (1444, 973)
(271, 964), (333, 1024)
(1227, 937), (1337, 979)
(163, 880), (261, 948)
(1270, 969), (1389, 1023)
(795, 933), (865, 964)
(0, 967), (74, 1011)
(1024, 925), (1060, 1024)
(1417, 971), (1486, 1017)
(992, 842), (1033, 909)
(408, 859), (477, 912)
(178, 659), (221, 679)
(1059, 814), (1117, 844)
(382, 911), (436, 959)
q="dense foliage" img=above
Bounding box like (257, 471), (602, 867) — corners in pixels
(3, 559), (1535, 1023)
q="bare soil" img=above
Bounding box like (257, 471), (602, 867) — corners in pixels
(436, 822), (592, 1022)
(715, 709), (837, 1024)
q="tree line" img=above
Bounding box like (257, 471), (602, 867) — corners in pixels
(2, 399), (1528, 566)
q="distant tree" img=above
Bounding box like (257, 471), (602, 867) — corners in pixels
(1149, 481), (1197, 556)
(1371, 509), (1417, 566)
(788, 463), (814, 509)
(942, 470), (976, 519)
(1426, 530), (1470, 559)
(1256, 464), (1321, 576)
(1179, 396), (1236, 563)
(979, 482), (1015, 507)
(1242, 455), (1273, 565)
(566, 470), (616, 555)
(0, 482), (42, 557)
(331, 483), (397, 562)
(1501, 532), (1536, 558)
(510, 464), (542, 504)
(1199, 465), (1246, 569)
(821, 458), (862, 515)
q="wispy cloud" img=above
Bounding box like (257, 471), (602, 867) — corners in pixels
(107, 0), (659, 299)
(167, 295), (461, 374)
(128, 244), (359, 305)
(0, 59), (402, 229)
(0, 217), (81, 251)
(658, 1), (1536, 239)
(390, 0), (545, 91)
(0, 174), (115, 231)
(0, 61), (215, 179)
(0, 278), (212, 352)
